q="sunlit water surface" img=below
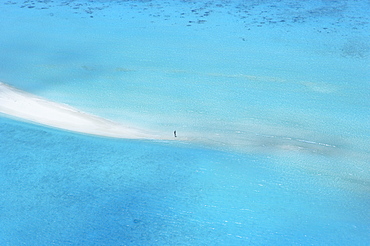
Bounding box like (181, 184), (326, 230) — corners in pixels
(0, 0), (369, 245)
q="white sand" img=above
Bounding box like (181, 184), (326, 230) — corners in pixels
(0, 82), (166, 140)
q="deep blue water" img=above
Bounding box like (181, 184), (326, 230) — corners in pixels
(1, 0), (370, 245)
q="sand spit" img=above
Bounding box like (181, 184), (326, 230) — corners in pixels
(0, 82), (164, 140)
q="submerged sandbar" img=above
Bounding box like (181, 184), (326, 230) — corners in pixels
(0, 82), (361, 160)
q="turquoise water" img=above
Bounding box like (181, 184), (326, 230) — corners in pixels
(1, 0), (370, 245)
(1, 116), (369, 245)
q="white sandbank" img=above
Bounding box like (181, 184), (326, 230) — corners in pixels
(0, 82), (166, 140)
(0, 82), (361, 160)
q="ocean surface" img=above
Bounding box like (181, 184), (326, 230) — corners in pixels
(1, 0), (369, 245)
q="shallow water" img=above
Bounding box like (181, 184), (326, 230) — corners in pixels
(1, 0), (370, 245)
